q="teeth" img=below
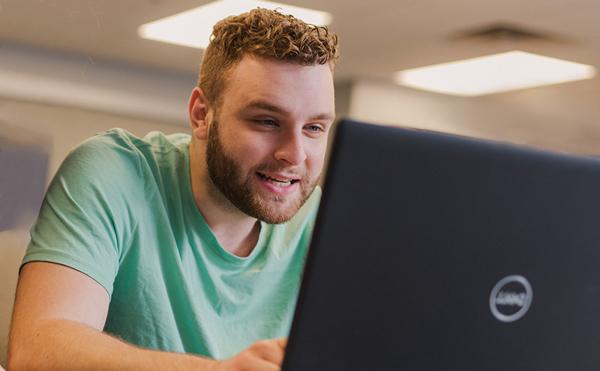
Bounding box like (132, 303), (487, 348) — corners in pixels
(268, 179), (291, 187)
(258, 172), (295, 186)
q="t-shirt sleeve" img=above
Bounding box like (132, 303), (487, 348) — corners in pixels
(23, 133), (143, 297)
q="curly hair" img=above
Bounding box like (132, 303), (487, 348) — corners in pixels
(198, 8), (339, 106)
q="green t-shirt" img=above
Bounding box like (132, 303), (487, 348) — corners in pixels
(23, 129), (320, 359)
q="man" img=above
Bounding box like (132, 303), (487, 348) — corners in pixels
(8, 8), (338, 371)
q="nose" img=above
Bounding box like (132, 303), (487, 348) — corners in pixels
(274, 130), (307, 166)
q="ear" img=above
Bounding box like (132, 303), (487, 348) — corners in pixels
(188, 87), (212, 140)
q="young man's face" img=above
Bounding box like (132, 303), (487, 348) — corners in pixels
(206, 55), (335, 224)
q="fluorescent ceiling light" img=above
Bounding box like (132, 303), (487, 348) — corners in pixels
(395, 51), (596, 96)
(138, 0), (332, 49)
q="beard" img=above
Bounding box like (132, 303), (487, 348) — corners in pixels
(205, 117), (319, 224)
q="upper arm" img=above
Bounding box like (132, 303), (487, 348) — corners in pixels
(24, 134), (142, 297)
(11, 261), (110, 335)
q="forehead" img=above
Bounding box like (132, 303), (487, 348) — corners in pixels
(221, 55), (335, 117)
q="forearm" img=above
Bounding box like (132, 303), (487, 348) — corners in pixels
(8, 319), (216, 371)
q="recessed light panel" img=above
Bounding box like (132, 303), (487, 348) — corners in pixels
(138, 0), (332, 49)
(395, 51), (596, 96)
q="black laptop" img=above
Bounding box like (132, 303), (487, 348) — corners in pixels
(282, 118), (600, 371)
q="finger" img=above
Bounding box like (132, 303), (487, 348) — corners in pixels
(245, 356), (281, 371)
(275, 338), (287, 350)
(252, 340), (286, 365)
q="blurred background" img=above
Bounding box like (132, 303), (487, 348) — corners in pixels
(1, 0), (599, 366)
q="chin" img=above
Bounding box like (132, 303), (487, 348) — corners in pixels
(257, 206), (299, 224)
(254, 198), (304, 224)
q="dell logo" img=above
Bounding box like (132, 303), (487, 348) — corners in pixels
(489, 275), (533, 323)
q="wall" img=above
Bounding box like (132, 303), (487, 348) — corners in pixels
(348, 78), (600, 155)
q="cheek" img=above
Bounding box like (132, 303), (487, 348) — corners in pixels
(228, 134), (274, 166)
(306, 142), (328, 174)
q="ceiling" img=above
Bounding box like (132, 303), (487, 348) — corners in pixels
(1, 0), (599, 81)
(1, 0), (599, 152)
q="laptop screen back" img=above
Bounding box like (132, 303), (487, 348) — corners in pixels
(283, 119), (600, 371)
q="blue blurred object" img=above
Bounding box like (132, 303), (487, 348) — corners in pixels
(0, 137), (48, 231)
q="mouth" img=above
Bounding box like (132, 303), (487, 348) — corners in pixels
(256, 172), (301, 187)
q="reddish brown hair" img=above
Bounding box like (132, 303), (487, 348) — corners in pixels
(198, 8), (339, 106)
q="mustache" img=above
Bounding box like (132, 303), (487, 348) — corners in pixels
(254, 164), (307, 178)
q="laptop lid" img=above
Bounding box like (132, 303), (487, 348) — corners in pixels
(283, 118), (600, 371)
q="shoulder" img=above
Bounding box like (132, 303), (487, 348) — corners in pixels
(64, 129), (146, 173)
(63, 129), (190, 177)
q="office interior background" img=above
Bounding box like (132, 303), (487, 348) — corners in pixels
(1, 0), (599, 366)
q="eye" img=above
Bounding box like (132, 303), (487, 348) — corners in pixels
(305, 124), (325, 134)
(254, 119), (277, 126)
(254, 118), (278, 127)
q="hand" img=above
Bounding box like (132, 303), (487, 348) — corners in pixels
(212, 338), (287, 371)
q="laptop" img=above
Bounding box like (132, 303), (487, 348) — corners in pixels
(282, 118), (600, 371)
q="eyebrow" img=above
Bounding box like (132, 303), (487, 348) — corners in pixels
(243, 100), (336, 122)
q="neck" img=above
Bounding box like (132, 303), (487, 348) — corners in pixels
(188, 140), (260, 257)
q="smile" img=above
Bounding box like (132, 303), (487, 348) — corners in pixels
(256, 172), (300, 187)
